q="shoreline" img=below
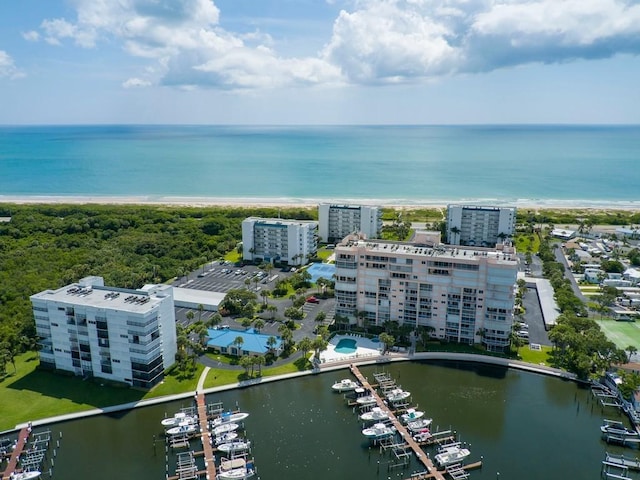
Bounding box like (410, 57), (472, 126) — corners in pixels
(1, 194), (640, 211)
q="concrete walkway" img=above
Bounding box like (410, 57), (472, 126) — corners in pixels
(197, 366), (210, 393)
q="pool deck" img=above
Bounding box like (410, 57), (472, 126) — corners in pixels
(320, 334), (382, 363)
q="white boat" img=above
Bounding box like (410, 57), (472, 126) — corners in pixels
(362, 422), (396, 440)
(600, 421), (639, 437)
(413, 431), (433, 442)
(356, 395), (377, 406)
(400, 408), (424, 424)
(10, 471), (41, 480)
(407, 418), (433, 433)
(212, 412), (250, 426)
(212, 432), (239, 445)
(161, 412), (197, 428)
(386, 388), (410, 402)
(359, 407), (389, 422)
(217, 440), (251, 454)
(332, 378), (360, 392)
(218, 458), (256, 480)
(166, 422), (198, 436)
(434, 445), (471, 467)
(213, 423), (240, 436)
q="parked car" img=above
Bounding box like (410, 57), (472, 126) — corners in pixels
(306, 296), (320, 304)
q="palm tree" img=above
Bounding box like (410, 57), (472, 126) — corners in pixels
(233, 336), (245, 356)
(297, 337), (313, 359)
(197, 304), (204, 323)
(254, 355), (266, 376)
(254, 319), (265, 333)
(261, 290), (269, 306)
(626, 345), (638, 363)
(378, 333), (395, 354)
(266, 336), (278, 353)
(186, 310), (195, 324)
(450, 226), (461, 244)
(266, 304), (278, 320)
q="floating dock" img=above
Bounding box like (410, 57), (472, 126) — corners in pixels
(1, 427), (30, 480)
(196, 392), (218, 480)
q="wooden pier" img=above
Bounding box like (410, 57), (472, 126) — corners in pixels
(350, 365), (449, 480)
(196, 392), (217, 480)
(1, 427), (30, 480)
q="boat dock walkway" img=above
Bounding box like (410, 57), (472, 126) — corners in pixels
(196, 392), (217, 480)
(349, 365), (447, 480)
(1, 426), (30, 480)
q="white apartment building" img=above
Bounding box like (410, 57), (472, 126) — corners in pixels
(334, 236), (518, 351)
(242, 217), (318, 266)
(446, 205), (516, 247)
(318, 203), (383, 243)
(31, 276), (177, 389)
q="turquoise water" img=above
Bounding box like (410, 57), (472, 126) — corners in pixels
(0, 125), (639, 205)
(335, 338), (357, 353)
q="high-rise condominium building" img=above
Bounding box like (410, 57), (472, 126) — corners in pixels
(31, 276), (177, 389)
(318, 203), (382, 243)
(242, 217), (318, 266)
(446, 205), (516, 247)
(334, 236), (518, 351)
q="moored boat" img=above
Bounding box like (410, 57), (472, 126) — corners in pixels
(10, 470), (41, 480)
(359, 407), (389, 423)
(212, 432), (239, 445)
(386, 388), (411, 402)
(407, 418), (433, 433)
(356, 395), (377, 406)
(413, 430), (433, 442)
(400, 408), (424, 424)
(217, 440), (251, 454)
(434, 445), (470, 467)
(166, 422), (198, 436)
(218, 457), (256, 480)
(332, 378), (360, 392)
(213, 423), (240, 436)
(212, 412), (250, 426)
(362, 422), (396, 440)
(161, 412), (197, 428)
(600, 420), (639, 437)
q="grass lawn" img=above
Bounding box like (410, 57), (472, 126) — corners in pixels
(514, 233), (541, 254)
(202, 355), (312, 389)
(315, 248), (333, 261)
(0, 352), (202, 431)
(224, 250), (242, 263)
(517, 345), (553, 365)
(596, 319), (640, 350)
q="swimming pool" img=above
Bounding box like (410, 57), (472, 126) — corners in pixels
(334, 338), (357, 354)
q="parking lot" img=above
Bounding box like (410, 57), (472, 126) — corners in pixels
(172, 261), (336, 338)
(173, 261), (287, 294)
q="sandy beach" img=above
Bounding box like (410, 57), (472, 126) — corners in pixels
(1, 195), (640, 212)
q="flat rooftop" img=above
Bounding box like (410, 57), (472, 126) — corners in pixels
(340, 239), (517, 263)
(31, 283), (167, 312)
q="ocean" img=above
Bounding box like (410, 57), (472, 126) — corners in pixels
(0, 125), (638, 207)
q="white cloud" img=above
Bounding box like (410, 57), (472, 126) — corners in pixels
(122, 77), (152, 88)
(0, 50), (23, 79)
(33, 0), (640, 88)
(322, 0), (640, 81)
(22, 31), (40, 42)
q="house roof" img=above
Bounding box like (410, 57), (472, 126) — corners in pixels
(206, 328), (282, 353)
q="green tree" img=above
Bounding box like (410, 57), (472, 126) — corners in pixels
(254, 319), (265, 333)
(233, 336), (245, 356)
(379, 333), (395, 354)
(297, 337), (313, 359)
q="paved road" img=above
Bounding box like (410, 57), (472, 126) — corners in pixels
(554, 246), (589, 304)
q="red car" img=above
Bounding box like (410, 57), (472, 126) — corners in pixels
(306, 296), (320, 304)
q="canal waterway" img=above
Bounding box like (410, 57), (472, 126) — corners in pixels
(45, 361), (632, 479)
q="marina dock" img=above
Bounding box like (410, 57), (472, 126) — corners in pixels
(1, 427), (30, 480)
(349, 365), (449, 480)
(196, 392), (217, 480)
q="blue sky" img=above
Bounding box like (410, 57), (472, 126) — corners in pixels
(1, 0), (639, 124)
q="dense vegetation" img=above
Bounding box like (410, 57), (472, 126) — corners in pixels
(0, 203), (315, 367)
